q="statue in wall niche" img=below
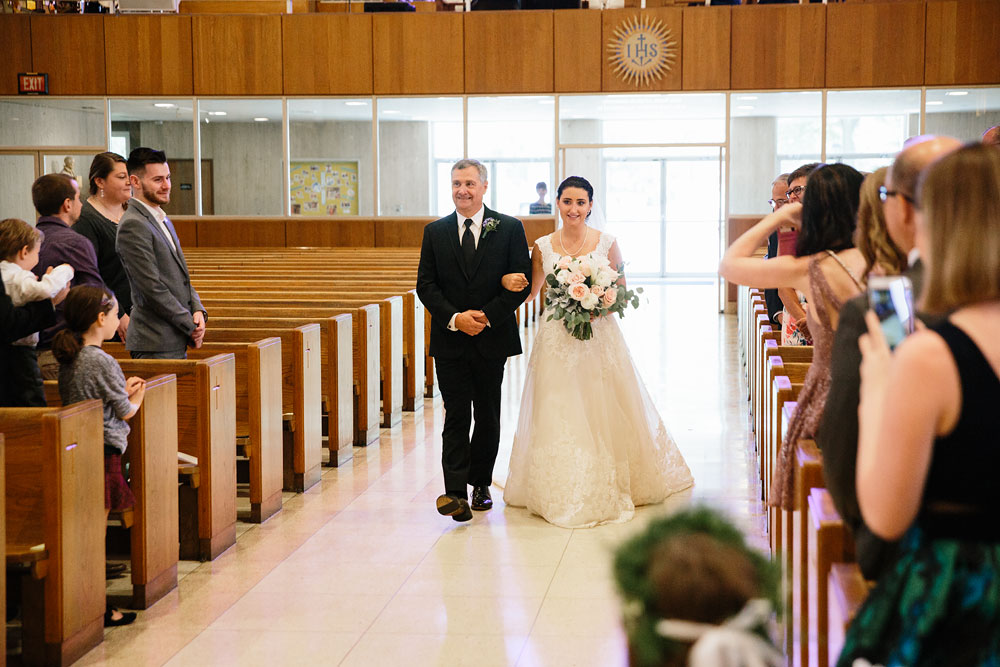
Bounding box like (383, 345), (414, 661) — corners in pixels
(59, 156), (77, 179)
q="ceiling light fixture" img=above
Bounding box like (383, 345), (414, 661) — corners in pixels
(946, 91), (968, 96)
(253, 117), (269, 122)
(154, 103), (175, 108)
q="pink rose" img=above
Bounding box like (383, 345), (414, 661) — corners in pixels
(557, 256), (571, 270)
(602, 287), (618, 307)
(569, 283), (589, 300)
(568, 271), (586, 285)
(590, 285), (605, 297)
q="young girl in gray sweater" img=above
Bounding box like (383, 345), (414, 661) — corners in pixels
(52, 285), (145, 627)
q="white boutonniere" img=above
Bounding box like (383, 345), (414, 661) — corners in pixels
(482, 217), (500, 238)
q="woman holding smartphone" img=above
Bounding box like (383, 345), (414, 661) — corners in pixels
(839, 143), (1000, 665)
(719, 163), (866, 510)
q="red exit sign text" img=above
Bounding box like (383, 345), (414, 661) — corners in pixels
(18, 73), (49, 95)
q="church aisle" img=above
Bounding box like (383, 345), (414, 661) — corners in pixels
(76, 283), (763, 667)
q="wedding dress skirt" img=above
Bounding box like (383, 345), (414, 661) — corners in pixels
(503, 286), (693, 528)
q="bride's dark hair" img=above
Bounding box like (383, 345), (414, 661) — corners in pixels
(557, 176), (594, 201)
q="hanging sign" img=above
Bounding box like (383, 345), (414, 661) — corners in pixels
(607, 16), (677, 87)
(18, 73), (49, 95)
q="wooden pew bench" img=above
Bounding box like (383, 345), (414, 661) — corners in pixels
(105, 340), (287, 514)
(116, 355), (237, 561)
(1, 401), (105, 666)
(208, 310), (380, 449)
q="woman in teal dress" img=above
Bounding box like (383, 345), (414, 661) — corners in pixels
(838, 143), (1000, 666)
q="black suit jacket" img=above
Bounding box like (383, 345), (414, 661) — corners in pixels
(818, 261), (931, 580)
(764, 232), (783, 324)
(416, 207), (531, 360)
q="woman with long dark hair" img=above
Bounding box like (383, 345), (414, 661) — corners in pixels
(719, 163), (866, 509)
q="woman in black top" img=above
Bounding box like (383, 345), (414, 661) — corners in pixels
(74, 152), (132, 341)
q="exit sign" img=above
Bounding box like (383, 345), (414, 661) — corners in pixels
(18, 73), (48, 95)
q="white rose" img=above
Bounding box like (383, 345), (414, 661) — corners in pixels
(596, 268), (617, 288)
(580, 291), (600, 310)
(556, 269), (572, 285)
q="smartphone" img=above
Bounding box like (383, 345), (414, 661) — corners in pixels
(868, 275), (915, 350)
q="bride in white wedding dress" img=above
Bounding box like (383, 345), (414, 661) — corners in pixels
(502, 176), (693, 528)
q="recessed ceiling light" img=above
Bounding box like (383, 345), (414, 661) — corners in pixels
(345, 101), (367, 106)
(154, 103), (175, 108)
(926, 101), (944, 106)
(946, 91), (968, 96)
(738, 95), (758, 101)
(253, 117), (269, 122)
(208, 111), (227, 116)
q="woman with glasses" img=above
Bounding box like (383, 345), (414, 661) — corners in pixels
(774, 163), (821, 347)
(719, 163), (866, 510)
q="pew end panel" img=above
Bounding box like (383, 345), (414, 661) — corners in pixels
(328, 314), (354, 466)
(117, 355), (238, 562)
(379, 296), (404, 428)
(2, 401), (106, 666)
(356, 304), (381, 446)
(290, 324), (323, 492)
(115, 374), (180, 610)
(402, 291), (425, 414)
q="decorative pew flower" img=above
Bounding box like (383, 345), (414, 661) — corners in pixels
(482, 217), (500, 238)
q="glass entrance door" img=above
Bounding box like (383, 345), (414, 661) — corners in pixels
(595, 147), (724, 278)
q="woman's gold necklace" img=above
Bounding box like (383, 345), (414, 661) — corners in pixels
(561, 227), (588, 256)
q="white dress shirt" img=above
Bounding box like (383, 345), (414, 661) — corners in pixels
(133, 197), (177, 253)
(448, 206), (486, 331)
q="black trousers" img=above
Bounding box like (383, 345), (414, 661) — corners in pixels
(435, 346), (506, 499)
(1, 345), (46, 407)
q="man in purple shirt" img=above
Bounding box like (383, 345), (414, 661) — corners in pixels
(31, 173), (105, 376)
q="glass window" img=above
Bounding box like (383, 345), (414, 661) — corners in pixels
(0, 98), (105, 147)
(825, 89), (920, 173)
(925, 87), (1000, 143)
(197, 99), (283, 216)
(0, 153), (39, 223)
(111, 99), (198, 215)
(560, 93), (726, 146)
(729, 92), (822, 215)
(289, 98), (373, 216)
(468, 96), (554, 217)
(378, 97), (462, 217)
(564, 146), (724, 278)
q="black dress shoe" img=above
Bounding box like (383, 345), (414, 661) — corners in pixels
(470, 485), (493, 511)
(436, 494), (473, 522)
(104, 606), (137, 627)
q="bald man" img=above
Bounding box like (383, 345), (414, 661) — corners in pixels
(983, 125), (1000, 147)
(818, 135), (963, 581)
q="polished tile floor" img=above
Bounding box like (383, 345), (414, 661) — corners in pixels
(79, 283), (764, 667)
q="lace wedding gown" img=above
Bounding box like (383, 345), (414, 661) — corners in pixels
(502, 232), (693, 528)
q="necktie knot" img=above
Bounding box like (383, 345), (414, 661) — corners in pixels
(465, 219), (473, 229)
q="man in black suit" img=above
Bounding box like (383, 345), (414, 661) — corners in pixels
(416, 159), (532, 522)
(818, 135), (960, 580)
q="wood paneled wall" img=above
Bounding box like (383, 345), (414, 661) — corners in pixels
(2, 3), (998, 97)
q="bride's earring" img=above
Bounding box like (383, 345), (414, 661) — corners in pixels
(100, 187), (105, 198)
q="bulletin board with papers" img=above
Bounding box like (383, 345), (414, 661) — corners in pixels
(290, 160), (359, 216)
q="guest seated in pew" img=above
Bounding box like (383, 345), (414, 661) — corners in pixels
(838, 143), (1000, 666)
(0, 218), (74, 407)
(614, 507), (782, 667)
(720, 163), (866, 511)
(819, 138), (961, 583)
(52, 285), (146, 627)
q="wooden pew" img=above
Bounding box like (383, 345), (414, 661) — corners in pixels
(117, 355), (237, 561)
(2, 401), (105, 666)
(205, 299), (404, 430)
(794, 438), (825, 667)
(829, 563), (872, 664)
(208, 311), (380, 448)
(808, 487), (854, 667)
(206, 324), (340, 468)
(199, 290), (425, 414)
(106, 341), (286, 518)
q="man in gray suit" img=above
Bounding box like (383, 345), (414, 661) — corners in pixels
(116, 147), (206, 359)
(818, 135), (960, 580)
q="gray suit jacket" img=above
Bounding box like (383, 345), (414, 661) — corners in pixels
(115, 199), (205, 352)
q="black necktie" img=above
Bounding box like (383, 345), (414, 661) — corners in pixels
(462, 219), (476, 269)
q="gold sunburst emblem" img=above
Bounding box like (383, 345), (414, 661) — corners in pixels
(607, 15), (677, 87)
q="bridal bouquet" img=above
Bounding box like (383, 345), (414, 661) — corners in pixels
(545, 254), (642, 341)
